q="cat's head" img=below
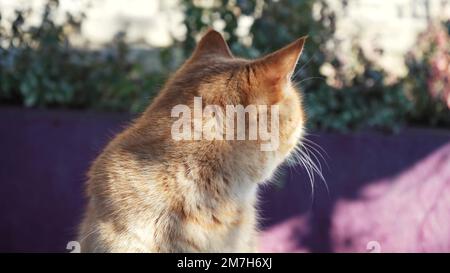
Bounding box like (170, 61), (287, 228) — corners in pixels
(153, 29), (307, 181)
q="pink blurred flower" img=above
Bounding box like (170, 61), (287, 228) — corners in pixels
(420, 23), (450, 109)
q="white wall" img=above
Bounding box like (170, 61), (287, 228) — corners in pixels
(1, 0), (449, 75)
(0, 0), (184, 48)
(328, 0), (450, 75)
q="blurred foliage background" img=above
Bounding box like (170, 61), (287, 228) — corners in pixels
(0, 0), (449, 132)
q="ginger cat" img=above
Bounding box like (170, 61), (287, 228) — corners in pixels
(78, 29), (307, 252)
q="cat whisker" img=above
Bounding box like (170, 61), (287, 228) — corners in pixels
(299, 146), (325, 182)
(290, 138), (329, 197)
(293, 76), (326, 87)
(301, 139), (330, 170)
(301, 144), (329, 195)
(289, 145), (315, 200)
(301, 143), (323, 175)
(302, 141), (327, 168)
(293, 54), (315, 79)
(302, 136), (330, 159)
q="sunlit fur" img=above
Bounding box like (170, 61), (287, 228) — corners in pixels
(78, 30), (310, 252)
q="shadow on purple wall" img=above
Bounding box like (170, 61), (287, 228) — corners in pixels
(0, 107), (449, 252)
(259, 136), (450, 252)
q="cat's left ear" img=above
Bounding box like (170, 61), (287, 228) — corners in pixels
(190, 29), (233, 60)
(253, 36), (307, 86)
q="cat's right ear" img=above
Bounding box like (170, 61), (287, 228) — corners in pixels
(252, 36), (307, 87)
(190, 29), (233, 61)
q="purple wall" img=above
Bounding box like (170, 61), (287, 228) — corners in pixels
(1, 107), (449, 252)
(259, 130), (450, 252)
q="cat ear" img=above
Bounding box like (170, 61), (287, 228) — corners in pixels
(190, 29), (233, 60)
(253, 36), (307, 86)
